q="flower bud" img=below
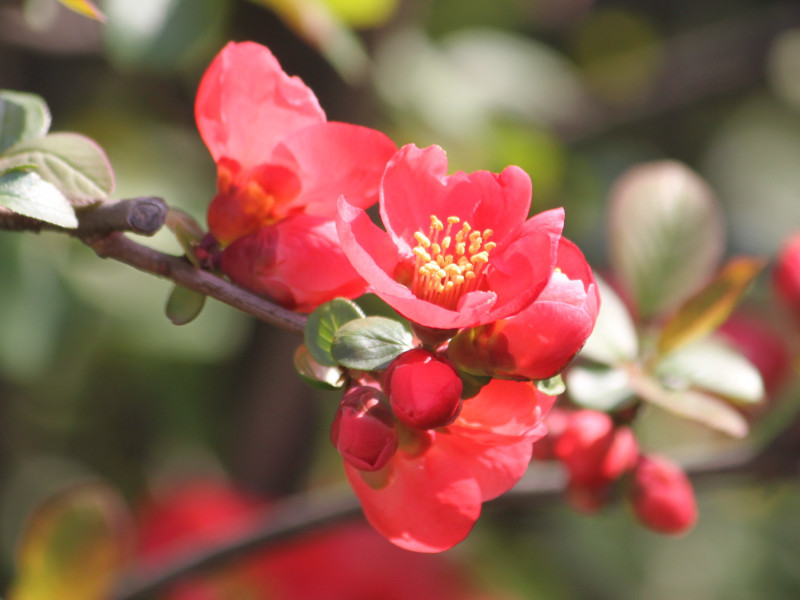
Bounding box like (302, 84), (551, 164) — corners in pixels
(629, 454), (697, 535)
(385, 349), (463, 430)
(331, 387), (398, 471)
(554, 410), (638, 487)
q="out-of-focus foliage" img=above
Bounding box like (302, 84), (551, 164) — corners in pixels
(1, 0), (800, 597)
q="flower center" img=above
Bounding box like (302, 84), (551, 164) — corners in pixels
(411, 215), (496, 309)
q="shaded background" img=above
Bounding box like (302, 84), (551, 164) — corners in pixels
(2, 0), (800, 597)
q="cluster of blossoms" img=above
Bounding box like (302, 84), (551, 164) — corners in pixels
(195, 42), (600, 551)
(534, 409), (697, 534)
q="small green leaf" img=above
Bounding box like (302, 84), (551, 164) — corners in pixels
(457, 369), (491, 399)
(165, 285), (206, 325)
(656, 338), (765, 405)
(658, 256), (765, 356)
(609, 161), (725, 319)
(0, 169), (77, 228)
(566, 365), (636, 411)
(305, 298), (365, 367)
(294, 344), (345, 390)
(628, 370), (748, 438)
(535, 373), (566, 396)
(0, 91), (50, 154)
(331, 316), (414, 371)
(165, 208), (206, 265)
(579, 275), (639, 364)
(8, 483), (130, 600)
(0, 133), (115, 206)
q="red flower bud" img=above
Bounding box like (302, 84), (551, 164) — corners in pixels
(385, 349), (463, 430)
(774, 233), (800, 324)
(331, 387), (398, 471)
(629, 454), (697, 535)
(554, 410), (638, 487)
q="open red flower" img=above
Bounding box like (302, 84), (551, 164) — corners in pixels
(337, 144), (564, 330)
(343, 379), (555, 552)
(196, 41), (396, 311)
(448, 238), (599, 380)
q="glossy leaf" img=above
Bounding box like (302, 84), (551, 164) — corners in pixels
(566, 365), (636, 411)
(656, 339), (765, 405)
(0, 91), (50, 154)
(628, 370), (748, 438)
(535, 373), (566, 396)
(294, 344), (345, 390)
(57, 0), (107, 21)
(609, 161), (724, 319)
(579, 275), (638, 365)
(0, 133), (115, 206)
(305, 298), (365, 367)
(657, 256), (765, 355)
(165, 285), (206, 326)
(0, 169), (77, 228)
(331, 316), (414, 371)
(8, 484), (130, 600)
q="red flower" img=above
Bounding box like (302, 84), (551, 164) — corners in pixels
(137, 479), (503, 600)
(337, 144), (564, 330)
(774, 233), (800, 325)
(628, 455), (697, 535)
(343, 379), (554, 552)
(196, 41), (396, 311)
(448, 238), (599, 380)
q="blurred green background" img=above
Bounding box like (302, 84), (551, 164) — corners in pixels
(2, 0), (800, 597)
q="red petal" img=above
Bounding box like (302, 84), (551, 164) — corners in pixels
(449, 379), (554, 444)
(344, 447), (482, 552)
(271, 122), (396, 219)
(195, 42), (325, 169)
(222, 215), (366, 312)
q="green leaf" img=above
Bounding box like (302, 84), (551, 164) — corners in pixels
(628, 370), (748, 438)
(566, 365), (636, 411)
(655, 338), (765, 405)
(305, 298), (365, 367)
(294, 344), (345, 390)
(657, 256), (765, 356)
(165, 285), (206, 326)
(579, 275), (638, 364)
(8, 483), (130, 600)
(0, 91), (50, 154)
(608, 161), (725, 319)
(0, 133), (115, 206)
(165, 208), (206, 266)
(331, 316), (414, 371)
(0, 169), (77, 228)
(535, 373), (566, 396)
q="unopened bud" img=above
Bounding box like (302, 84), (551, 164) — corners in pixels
(331, 387), (398, 471)
(554, 410), (638, 487)
(385, 349), (463, 430)
(629, 454), (697, 535)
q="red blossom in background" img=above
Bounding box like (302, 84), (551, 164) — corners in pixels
(337, 144), (565, 330)
(627, 455), (697, 535)
(343, 379), (555, 552)
(196, 41), (396, 311)
(448, 238), (600, 381)
(774, 233), (800, 327)
(137, 479), (503, 600)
